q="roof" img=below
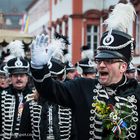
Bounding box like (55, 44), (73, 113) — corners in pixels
(0, 29), (33, 45)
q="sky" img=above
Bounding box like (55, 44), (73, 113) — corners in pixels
(0, 0), (33, 13)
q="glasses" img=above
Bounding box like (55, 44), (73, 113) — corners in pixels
(95, 59), (124, 65)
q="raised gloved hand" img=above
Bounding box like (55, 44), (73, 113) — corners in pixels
(31, 34), (66, 69)
(31, 34), (49, 69)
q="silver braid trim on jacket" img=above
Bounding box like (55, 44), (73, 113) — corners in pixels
(29, 101), (42, 140)
(1, 90), (15, 140)
(88, 83), (138, 140)
(58, 106), (72, 140)
(32, 73), (51, 83)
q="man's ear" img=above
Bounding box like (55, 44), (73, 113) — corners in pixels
(121, 63), (128, 73)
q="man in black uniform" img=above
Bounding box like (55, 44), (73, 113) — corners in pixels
(125, 63), (136, 79)
(64, 61), (75, 81)
(76, 58), (97, 79)
(19, 57), (74, 140)
(30, 2), (140, 140)
(0, 57), (33, 140)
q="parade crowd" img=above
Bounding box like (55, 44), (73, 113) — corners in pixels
(1, 2), (140, 140)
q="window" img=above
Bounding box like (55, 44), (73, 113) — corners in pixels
(87, 25), (99, 57)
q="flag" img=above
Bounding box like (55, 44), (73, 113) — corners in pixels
(21, 14), (29, 32)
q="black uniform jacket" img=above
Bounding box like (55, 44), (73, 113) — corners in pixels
(19, 98), (75, 140)
(0, 84), (33, 140)
(31, 65), (140, 140)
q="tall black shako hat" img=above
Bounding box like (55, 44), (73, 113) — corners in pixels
(95, 2), (136, 63)
(48, 57), (65, 76)
(46, 32), (69, 77)
(65, 61), (75, 74)
(76, 58), (96, 74)
(5, 40), (29, 75)
(81, 45), (93, 60)
(63, 48), (75, 74)
(6, 57), (30, 75)
(126, 62), (135, 73)
(77, 43), (96, 74)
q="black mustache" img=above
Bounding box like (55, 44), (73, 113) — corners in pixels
(16, 81), (23, 84)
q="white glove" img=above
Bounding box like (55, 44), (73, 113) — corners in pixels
(31, 34), (49, 69)
(31, 34), (66, 69)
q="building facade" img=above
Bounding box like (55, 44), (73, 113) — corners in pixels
(27, 0), (140, 65)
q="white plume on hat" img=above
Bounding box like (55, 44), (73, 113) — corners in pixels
(81, 49), (93, 60)
(104, 2), (136, 32)
(4, 40), (25, 62)
(47, 36), (66, 63)
(63, 50), (71, 63)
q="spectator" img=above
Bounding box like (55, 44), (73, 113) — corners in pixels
(76, 58), (97, 79)
(125, 63), (136, 79)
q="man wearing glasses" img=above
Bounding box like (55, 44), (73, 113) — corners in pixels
(30, 2), (140, 140)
